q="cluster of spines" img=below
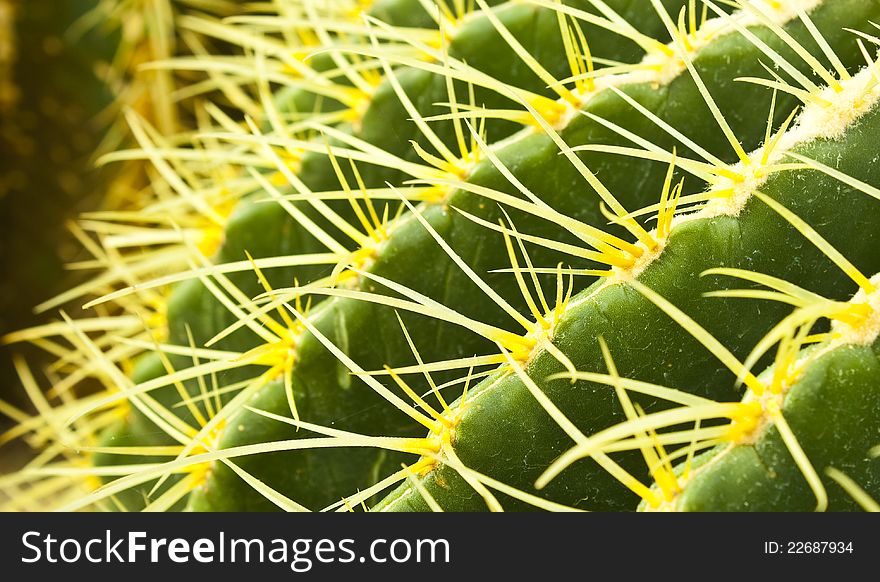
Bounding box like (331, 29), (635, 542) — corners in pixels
(0, 0), (673, 509)
(2, 0), (880, 512)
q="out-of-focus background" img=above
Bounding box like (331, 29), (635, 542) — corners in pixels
(0, 0), (115, 470)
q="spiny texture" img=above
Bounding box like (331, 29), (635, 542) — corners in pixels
(0, 0), (113, 382)
(2, 0), (880, 513)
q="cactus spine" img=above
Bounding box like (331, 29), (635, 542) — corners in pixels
(2, 0), (880, 513)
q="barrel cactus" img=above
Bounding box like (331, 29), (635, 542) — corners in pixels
(2, 0), (879, 512)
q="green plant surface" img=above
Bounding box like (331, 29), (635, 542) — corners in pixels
(671, 340), (880, 511)
(81, 0), (704, 511)
(373, 57), (880, 510)
(186, 0), (880, 512)
(3, 0), (880, 514)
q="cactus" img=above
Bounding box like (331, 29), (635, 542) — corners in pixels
(0, 0), (115, 379)
(2, 0), (880, 513)
(621, 263), (880, 512)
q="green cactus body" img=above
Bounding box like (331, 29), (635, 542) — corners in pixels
(93, 0), (701, 510)
(243, 0), (447, 117)
(74, 0), (880, 512)
(173, 0), (691, 290)
(175, 0), (880, 511)
(672, 340), (880, 511)
(6, 0), (880, 515)
(374, 61), (880, 511)
(630, 274), (880, 512)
